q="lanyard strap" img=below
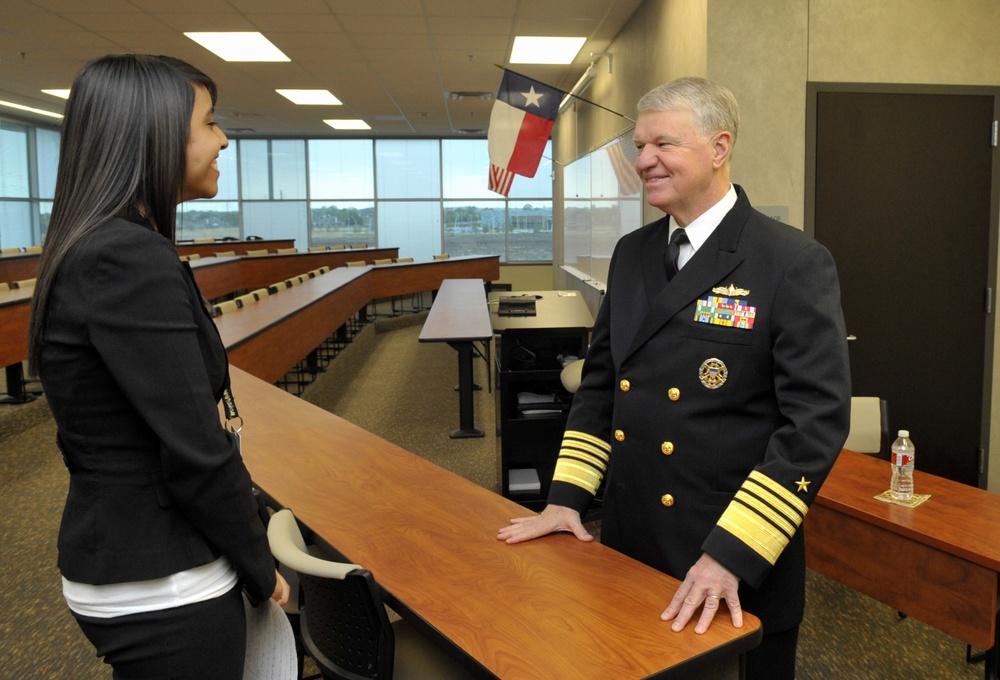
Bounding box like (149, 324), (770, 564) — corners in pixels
(222, 373), (242, 433)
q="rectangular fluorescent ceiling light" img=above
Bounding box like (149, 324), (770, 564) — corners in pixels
(276, 89), (342, 105)
(0, 100), (63, 119)
(510, 36), (586, 64)
(42, 89), (71, 99)
(185, 32), (289, 62)
(324, 119), (370, 130)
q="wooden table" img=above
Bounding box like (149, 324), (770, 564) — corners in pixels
(0, 254), (498, 395)
(229, 366), (762, 679)
(368, 256), (500, 300)
(216, 266), (371, 384)
(175, 238), (294, 257)
(0, 244), (400, 300)
(806, 448), (1000, 679)
(216, 256), (500, 383)
(189, 247), (400, 300)
(0, 287), (35, 403)
(419, 279), (494, 438)
(0, 251), (40, 284)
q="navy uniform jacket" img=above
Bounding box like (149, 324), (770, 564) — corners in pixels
(548, 186), (851, 632)
(40, 218), (275, 602)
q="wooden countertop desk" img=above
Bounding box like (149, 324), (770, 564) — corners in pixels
(0, 251), (40, 284)
(419, 279), (494, 438)
(229, 366), (762, 679)
(0, 245), (400, 301)
(216, 266), (371, 383)
(190, 248), (400, 300)
(488, 289), (594, 334)
(215, 257), (500, 382)
(806, 448), (1000, 679)
(0, 287), (32, 367)
(176, 238), (294, 257)
(368, 255), (500, 299)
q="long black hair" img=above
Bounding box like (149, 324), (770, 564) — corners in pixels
(27, 54), (217, 375)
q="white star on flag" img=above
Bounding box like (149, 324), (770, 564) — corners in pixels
(521, 86), (543, 107)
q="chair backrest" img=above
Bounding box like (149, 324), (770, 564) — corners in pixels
(252, 287), (270, 301)
(245, 249), (269, 256)
(192, 237), (215, 243)
(308, 246), (329, 252)
(843, 396), (890, 458)
(215, 250), (237, 257)
(432, 253), (450, 260)
(277, 247), (299, 254)
(373, 258), (393, 265)
(12, 278), (36, 290)
(329, 245), (347, 250)
(213, 299), (240, 316)
(0, 247), (22, 255)
(24, 245), (43, 253)
(346, 260), (366, 267)
(394, 257), (414, 263)
(235, 293), (257, 309)
(317, 266), (330, 275)
(0, 282), (10, 292)
(559, 359), (585, 394)
(267, 510), (390, 680)
(349, 243), (368, 249)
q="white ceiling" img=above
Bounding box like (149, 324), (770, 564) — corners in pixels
(0, 0), (644, 138)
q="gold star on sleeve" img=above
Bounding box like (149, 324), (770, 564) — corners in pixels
(795, 477), (811, 493)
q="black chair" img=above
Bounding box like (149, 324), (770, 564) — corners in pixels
(267, 509), (474, 680)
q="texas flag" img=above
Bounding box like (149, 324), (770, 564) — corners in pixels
(487, 70), (562, 196)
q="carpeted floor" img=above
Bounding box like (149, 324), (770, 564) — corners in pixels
(0, 321), (987, 679)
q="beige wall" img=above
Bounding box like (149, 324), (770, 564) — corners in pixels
(498, 264), (554, 291)
(555, 0), (1000, 490)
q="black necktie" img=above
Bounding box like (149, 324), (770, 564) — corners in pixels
(666, 228), (690, 281)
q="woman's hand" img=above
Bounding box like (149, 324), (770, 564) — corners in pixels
(271, 569), (290, 607)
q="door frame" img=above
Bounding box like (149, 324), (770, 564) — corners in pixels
(804, 82), (1000, 490)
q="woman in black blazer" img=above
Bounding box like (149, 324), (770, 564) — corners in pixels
(27, 54), (288, 679)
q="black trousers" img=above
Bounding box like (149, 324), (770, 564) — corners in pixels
(745, 625), (800, 680)
(73, 584), (246, 680)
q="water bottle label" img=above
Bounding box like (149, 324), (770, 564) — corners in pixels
(891, 451), (914, 467)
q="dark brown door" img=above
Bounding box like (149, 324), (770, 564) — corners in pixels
(810, 88), (996, 486)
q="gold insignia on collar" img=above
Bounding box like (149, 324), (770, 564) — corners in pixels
(712, 284), (750, 297)
(795, 477), (811, 493)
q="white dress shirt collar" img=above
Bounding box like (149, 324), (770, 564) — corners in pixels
(667, 184), (737, 270)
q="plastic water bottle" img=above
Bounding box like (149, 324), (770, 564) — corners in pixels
(890, 430), (915, 501)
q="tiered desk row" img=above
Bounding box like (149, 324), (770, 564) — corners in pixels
(0, 245), (498, 391)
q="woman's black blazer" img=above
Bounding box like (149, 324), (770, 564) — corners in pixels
(40, 218), (274, 602)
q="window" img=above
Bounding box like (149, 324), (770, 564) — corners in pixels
(442, 201), (506, 258)
(376, 139), (440, 199)
(309, 140), (374, 200)
(310, 201), (375, 247)
(0, 121), (557, 261)
(0, 123), (30, 198)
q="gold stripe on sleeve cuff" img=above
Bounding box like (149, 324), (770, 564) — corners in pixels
(552, 430), (610, 496)
(716, 470), (808, 566)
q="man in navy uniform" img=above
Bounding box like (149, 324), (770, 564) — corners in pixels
(498, 77), (851, 679)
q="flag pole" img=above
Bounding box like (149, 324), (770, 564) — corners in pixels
(493, 64), (635, 123)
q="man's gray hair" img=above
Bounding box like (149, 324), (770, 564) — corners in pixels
(637, 77), (740, 145)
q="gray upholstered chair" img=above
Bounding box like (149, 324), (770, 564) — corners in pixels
(267, 509), (474, 680)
